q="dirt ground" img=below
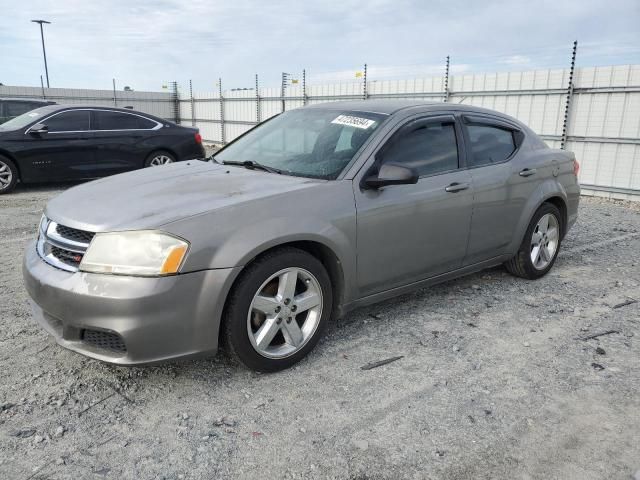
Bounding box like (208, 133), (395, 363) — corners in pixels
(1, 185), (639, 480)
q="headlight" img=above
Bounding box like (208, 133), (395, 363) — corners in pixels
(79, 231), (189, 276)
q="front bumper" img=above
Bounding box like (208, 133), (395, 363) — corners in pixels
(22, 241), (240, 365)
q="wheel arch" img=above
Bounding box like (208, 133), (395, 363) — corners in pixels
(218, 239), (346, 347)
(509, 180), (569, 255)
(543, 195), (568, 238)
(0, 149), (21, 181)
(144, 147), (179, 167)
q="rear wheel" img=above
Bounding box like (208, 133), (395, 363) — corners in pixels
(223, 247), (333, 372)
(144, 150), (175, 167)
(505, 203), (562, 279)
(0, 156), (18, 194)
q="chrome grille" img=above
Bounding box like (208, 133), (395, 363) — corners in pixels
(37, 218), (94, 272)
(55, 224), (95, 244)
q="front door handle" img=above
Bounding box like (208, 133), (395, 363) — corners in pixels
(519, 168), (537, 177)
(445, 182), (470, 193)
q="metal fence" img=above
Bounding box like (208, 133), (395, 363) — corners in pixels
(2, 61), (639, 200)
(0, 84), (174, 120)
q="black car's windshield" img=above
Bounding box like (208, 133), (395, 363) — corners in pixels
(215, 108), (387, 179)
(0, 107), (49, 131)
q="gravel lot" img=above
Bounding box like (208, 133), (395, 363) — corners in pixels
(1, 185), (639, 480)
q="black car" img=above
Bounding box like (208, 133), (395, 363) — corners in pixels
(0, 105), (205, 194)
(0, 98), (57, 124)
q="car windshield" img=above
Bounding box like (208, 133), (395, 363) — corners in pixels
(0, 108), (47, 131)
(215, 108), (387, 179)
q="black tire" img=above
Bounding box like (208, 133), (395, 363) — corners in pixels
(505, 202), (563, 279)
(222, 247), (333, 372)
(144, 150), (176, 167)
(0, 155), (18, 195)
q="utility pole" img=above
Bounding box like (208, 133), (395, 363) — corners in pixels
(31, 20), (51, 88)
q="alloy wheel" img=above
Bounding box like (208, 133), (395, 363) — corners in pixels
(247, 267), (323, 359)
(530, 213), (559, 270)
(0, 160), (12, 190)
(149, 155), (173, 166)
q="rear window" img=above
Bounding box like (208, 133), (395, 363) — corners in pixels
(94, 111), (156, 130)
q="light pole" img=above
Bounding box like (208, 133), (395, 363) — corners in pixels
(31, 20), (51, 88)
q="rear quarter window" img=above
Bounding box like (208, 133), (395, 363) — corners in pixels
(466, 124), (517, 167)
(94, 111), (156, 130)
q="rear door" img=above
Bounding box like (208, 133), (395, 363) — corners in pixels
(20, 109), (94, 181)
(461, 115), (543, 265)
(354, 114), (474, 296)
(91, 110), (160, 175)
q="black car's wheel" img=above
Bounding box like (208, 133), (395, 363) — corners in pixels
(0, 155), (18, 195)
(223, 247), (333, 372)
(144, 150), (176, 167)
(505, 203), (563, 279)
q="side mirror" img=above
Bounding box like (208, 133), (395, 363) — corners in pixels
(29, 124), (49, 135)
(364, 163), (419, 189)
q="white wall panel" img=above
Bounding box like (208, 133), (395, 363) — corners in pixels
(4, 64), (639, 199)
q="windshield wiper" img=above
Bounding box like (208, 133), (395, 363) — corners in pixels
(221, 160), (283, 174)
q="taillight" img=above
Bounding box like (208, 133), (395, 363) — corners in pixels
(194, 132), (202, 144)
(573, 158), (580, 176)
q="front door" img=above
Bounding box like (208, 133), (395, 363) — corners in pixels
(20, 109), (94, 181)
(354, 115), (474, 297)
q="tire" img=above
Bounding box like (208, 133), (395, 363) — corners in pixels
(223, 247), (333, 372)
(0, 155), (18, 195)
(144, 150), (176, 167)
(505, 202), (563, 280)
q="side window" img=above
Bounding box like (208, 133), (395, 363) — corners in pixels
(466, 124), (516, 167)
(94, 111), (154, 130)
(380, 119), (459, 176)
(43, 111), (91, 132)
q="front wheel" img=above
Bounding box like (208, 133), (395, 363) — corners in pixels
(0, 156), (18, 195)
(144, 150), (175, 167)
(505, 203), (563, 279)
(223, 247), (333, 372)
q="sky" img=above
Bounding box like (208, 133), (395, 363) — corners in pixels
(1, 0), (639, 93)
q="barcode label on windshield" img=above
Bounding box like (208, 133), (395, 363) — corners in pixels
(331, 115), (376, 129)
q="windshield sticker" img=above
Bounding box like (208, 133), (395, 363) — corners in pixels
(331, 114), (376, 129)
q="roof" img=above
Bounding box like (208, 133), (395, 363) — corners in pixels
(304, 99), (524, 125)
(20, 104), (168, 123)
(305, 99), (429, 115)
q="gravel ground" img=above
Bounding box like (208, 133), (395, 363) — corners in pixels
(1, 185), (639, 480)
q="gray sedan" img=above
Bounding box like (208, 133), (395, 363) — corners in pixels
(23, 101), (580, 372)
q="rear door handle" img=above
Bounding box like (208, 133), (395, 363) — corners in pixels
(519, 168), (537, 177)
(445, 182), (470, 193)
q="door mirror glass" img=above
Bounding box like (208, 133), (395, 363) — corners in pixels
(364, 163), (419, 189)
(29, 123), (49, 135)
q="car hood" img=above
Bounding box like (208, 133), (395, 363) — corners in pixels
(45, 161), (322, 232)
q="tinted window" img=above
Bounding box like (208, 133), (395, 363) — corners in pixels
(43, 111), (90, 132)
(94, 111), (155, 130)
(380, 120), (459, 176)
(467, 124), (516, 166)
